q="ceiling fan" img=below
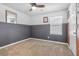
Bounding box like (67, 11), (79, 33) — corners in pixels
(29, 3), (45, 11)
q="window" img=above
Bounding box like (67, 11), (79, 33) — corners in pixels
(49, 16), (62, 35)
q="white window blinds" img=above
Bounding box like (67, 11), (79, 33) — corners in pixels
(49, 16), (62, 35)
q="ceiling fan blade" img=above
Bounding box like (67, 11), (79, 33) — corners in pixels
(29, 3), (45, 11)
(36, 5), (45, 8)
(30, 3), (36, 6)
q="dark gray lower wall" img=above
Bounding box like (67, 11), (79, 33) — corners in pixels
(31, 24), (68, 43)
(31, 24), (50, 40)
(0, 22), (31, 47)
(0, 23), (68, 47)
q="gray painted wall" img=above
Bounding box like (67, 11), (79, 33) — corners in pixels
(31, 24), (68, 42)
(31, 24), (50, 40)
(0, 22), (31, 47)
(0, 23), (68, 47)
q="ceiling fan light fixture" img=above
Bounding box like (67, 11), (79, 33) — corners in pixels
(32, 6), (36, 10)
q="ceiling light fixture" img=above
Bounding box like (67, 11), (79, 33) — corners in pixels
(32, 6), (36, 10)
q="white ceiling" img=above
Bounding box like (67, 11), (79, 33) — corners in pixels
(3, 3), (70, 16)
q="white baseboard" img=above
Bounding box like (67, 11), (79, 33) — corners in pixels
(0, 38), (29, 49)
(28, 38), (68, 45)
(0, 38), (69, 50)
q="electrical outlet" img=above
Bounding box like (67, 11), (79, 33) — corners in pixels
(48, 36), (50, 39)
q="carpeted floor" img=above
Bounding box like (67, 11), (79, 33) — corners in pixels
(0, 38), (74, 56)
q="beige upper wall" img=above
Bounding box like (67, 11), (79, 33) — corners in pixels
(30, 10), (68, 25)
(0, 3), (69, 25)
(0, 4), (30, 25)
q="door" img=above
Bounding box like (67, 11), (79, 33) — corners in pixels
(68, 3), (76, 55)
(77, 13), (79, 56)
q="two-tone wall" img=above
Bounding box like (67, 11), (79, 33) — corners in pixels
(0, 4), (31, 47)
(31, 10), (68, 42)
(0, 4), (68, 47)
(31, 24), (68, 42)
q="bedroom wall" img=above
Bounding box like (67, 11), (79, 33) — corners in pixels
(31, 24), (50, 40)
(31, 10), (68, 25)
(0, 4), (30, 25)
(0, 22), (31, 47)
(0, 4), (31, 47)
(31, 10), (68, 42)
(0, 3), (69, 46)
